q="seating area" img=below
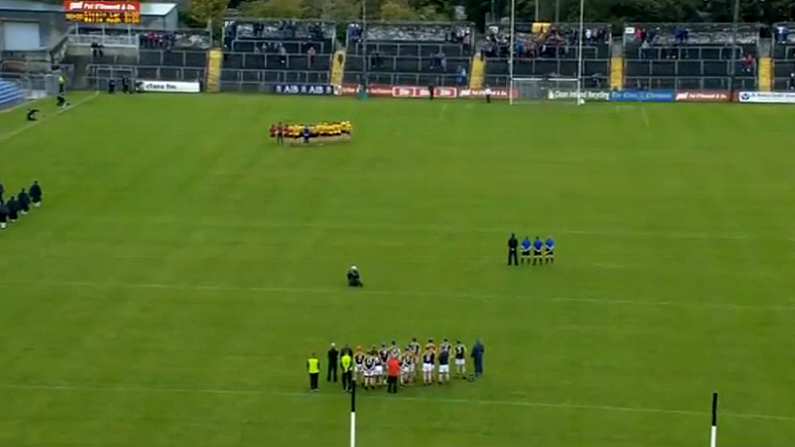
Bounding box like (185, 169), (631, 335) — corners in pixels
(483, 22), (611, 88)
(221, 20), (335, 91)
(0, 80), (25, 111)
(344, 22), (475, 87)
(623, 23), (760, 90)
(86, 49), (207, 90)
(773, 23), (795, 90)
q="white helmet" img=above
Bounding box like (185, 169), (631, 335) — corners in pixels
(351, 265), (358, 270)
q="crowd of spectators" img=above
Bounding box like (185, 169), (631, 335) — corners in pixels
(625, 24), (760, 46)
(348, 23), (473, 47)
(139, 31), (210, 50)
(233, 20), (334, 41)
(481, 23), (609, 59)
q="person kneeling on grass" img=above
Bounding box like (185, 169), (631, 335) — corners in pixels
(347, 265), (363, 287)
(17, 189), (30, 215)
(0, 201), (8, 230)
(29, 181), (42, 208)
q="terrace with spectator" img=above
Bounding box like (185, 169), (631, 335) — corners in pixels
(482, 22), (611, 88)
(344, 21), (475, 87)
(219, 19), (336, 91)
(773, 23), (795, 90)
(63, 27), (211, 90)
(623, 23), (761, 90)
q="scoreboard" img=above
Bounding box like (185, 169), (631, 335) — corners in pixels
(64, 1), (141, 25)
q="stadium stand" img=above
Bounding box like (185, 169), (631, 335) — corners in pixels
(220, 20), (335, 92)
(0, 79), (25, 110)
(65, 27), (211, 90)
(482, 22), (611, 88)
(623, 23), (761, 90)
(772, 23), (795, 90)
(343, 22), (475, 87)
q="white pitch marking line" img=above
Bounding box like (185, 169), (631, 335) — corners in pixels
(640, 107), (651, 128)
(0, 91), (99, 143)
(7, 278), (795, 311)
(1, 382), (793, 422)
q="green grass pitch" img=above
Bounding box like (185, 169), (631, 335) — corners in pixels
(1, 94), (794, 447)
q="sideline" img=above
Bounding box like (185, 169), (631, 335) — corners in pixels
(0, 381), (792, 422)
(0, 91), (99, 143)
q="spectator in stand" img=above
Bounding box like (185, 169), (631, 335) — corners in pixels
(457, 65), (467, 86)
(789, 72), (795, 91)
(279, 44), (287, 66)
(775, 25), (788, 44)
(743, 53), (756, 74)
(307, 46), (316, 67)
(440, 52), (447, 72)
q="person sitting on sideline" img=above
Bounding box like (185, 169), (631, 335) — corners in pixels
(29, 181), (42, 208)
(347, 265), (363, 287)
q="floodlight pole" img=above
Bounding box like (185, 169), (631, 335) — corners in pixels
(710, 392), (719, 447)
(575, 0), (585, 105)
(728, 0), (741, 95)
(350, 380), (357, 447)
(361, 0), (368, 94)
(509, 0), (515, 104)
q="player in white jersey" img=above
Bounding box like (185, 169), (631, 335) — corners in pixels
(400, 350), (413, 385)
(389, 340), (401, 360)
(454, 340), (467, 378)
(439, 338), (452, 354)
(408, 338), (421, 380)
(377, 343), (389, 386)
(363, 352), (377, 390)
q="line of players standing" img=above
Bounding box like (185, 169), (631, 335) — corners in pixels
(352, 338), (468, 391)
(0, 181), (43, 230)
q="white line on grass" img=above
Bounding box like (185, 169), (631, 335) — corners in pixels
(0, 92), (99, 143)
(640, 107), (651, 128)
(1, 382), (793, 423)
(8, 278), (795, 311)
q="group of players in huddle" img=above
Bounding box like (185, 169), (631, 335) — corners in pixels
(269, 121), (353, 145)
(354, 338), (467, 390)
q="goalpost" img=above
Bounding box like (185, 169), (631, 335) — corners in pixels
(510, 77), (583, 104)
(508, 0), (587, 105)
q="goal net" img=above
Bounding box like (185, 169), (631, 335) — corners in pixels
(509, 77), (584, 105)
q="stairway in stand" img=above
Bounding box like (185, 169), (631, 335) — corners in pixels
(468, 55), (485, 89)
(206, 49), (223, 93)
(330, 50), (346, 86)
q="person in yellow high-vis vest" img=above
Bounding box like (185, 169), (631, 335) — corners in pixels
(307, 353), (320, 391)
(340, 351), (353, 392)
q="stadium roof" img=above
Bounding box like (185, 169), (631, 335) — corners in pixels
(0, 0), (64, 13)
(0, 0), (177, 16)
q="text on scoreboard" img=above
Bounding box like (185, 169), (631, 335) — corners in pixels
(64, 1), (141, 24)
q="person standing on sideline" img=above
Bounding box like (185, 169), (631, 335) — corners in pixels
(507, 233), (519, 266)
(340, 349), (353, 392)
(521, 236), (532, 264)
(29, 181), (42, 208)
(387, 355), (400, 394)
(327, 343), (339, 383)
(307, 353), (320, 392)
(471, 339), (485, 378)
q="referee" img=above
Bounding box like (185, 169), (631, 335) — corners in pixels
(327, 343), (338, 383)
(507, 233), (519, 266)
